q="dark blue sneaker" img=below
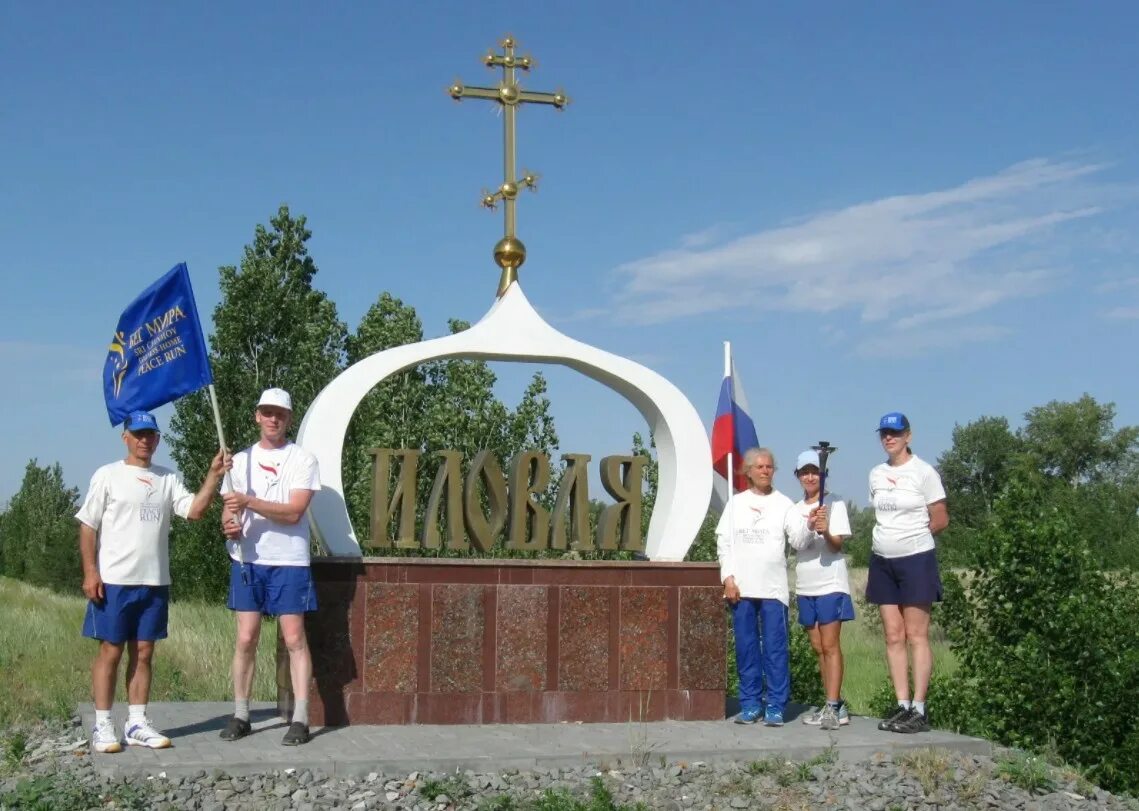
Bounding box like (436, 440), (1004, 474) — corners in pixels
(734, 708), (761, 724)
(763, 706), (785, 727)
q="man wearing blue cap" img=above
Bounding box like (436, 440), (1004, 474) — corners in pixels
(77, 411), (229, 754)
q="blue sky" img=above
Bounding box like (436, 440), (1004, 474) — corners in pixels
(3, 2), (1138, 511)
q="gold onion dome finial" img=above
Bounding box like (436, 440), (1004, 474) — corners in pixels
(447, 35), (569, 297)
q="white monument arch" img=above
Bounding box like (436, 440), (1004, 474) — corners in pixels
(298, 283), (713, 560)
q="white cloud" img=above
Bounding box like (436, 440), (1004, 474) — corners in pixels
(1105, 306), (1139, 319)
(606, 158), (1121, 353)
(855, 325), (1011, 359)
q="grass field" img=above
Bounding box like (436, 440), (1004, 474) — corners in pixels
(0, 577), (277, 725)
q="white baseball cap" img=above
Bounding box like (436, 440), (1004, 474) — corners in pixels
(795, 450), (820, 472)
(257, 387), (293, 411)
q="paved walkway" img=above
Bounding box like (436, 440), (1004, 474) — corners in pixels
(82, 702), (990, 778)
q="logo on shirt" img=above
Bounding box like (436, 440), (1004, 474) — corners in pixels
(884, 476), (898, 487)
(136, 476), (155, 500)
(748, 506), (763, 527)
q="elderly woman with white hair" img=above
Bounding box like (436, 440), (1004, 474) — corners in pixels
(717, 447), (809, 727)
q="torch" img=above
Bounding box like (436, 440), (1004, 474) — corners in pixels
(812, 441), (835, 508)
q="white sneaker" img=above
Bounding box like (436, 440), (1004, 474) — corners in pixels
(125, 717), (172, 749)
(801, 706), (825, 726)
(92, 719), (122, 754)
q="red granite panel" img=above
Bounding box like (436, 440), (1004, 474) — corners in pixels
(628, 567), (721, 587)
(558, 587), (610, 691)
(499, 690), (542, 723)
(666, 587), (679, 689)
(407, 566), (502, 584)
(496, 586), (548, 691)
(666, 689), (725, 721)
(416, 585), (432, 690)
(363, 583), (418, 693)
(500, 567), (536, 584)
(544, 586), (559, 690)
(539, 690), (610, 723)
(678, 586), (728, 690)
(612, 690), (668, 722)
(348, 691), (415, 724)
(481, 588), (497, 692)
(536, 568), (631, 586)
(608, 589), (620, 692)
(430, 584), (486, 693)
(416, 693), (484, 724)
(619, 587), (669, 690)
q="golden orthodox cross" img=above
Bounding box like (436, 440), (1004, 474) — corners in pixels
(449, 36), (568, 296)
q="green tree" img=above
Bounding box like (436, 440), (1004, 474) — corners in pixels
(0, 461), (81, 593)
(1020, 394), (1139, 488)
(937, 462), (1139, 793)
(935, 416), (1024, 565)
(937, 416), (1024, 524)
(843, 501), (875, 568)
(167, 206), (347, 601)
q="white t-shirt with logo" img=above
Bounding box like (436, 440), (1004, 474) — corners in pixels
(789, 498), (852, 597)
(75, 461), (195, 586)
(716, 489), (805, 605)
(227, 442), (320, 566)
(869, 455), (946, 559)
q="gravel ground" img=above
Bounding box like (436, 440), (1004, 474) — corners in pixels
(2, 718), (1136, 811)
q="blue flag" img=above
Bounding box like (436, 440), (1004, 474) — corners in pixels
(103, 263), (214, 426)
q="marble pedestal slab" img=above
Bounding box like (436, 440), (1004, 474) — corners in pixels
(278, 558), (727, 725)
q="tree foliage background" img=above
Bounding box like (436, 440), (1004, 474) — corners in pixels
(0, 461), (80, 594)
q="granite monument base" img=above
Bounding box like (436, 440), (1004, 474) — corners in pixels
(277, 558), (727, 725)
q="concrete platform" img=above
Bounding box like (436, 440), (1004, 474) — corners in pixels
(81, 702), (991, 778)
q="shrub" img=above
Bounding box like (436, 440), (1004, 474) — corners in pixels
(940, 465), (1139, 794)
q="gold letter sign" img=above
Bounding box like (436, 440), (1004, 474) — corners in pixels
(365, 449), (646, 553)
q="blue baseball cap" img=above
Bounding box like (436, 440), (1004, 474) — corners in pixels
(124, 411), (160, 433)
(877, 412), (910, 432)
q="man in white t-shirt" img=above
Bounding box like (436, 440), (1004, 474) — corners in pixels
(78, 410), (228, 754)
(787, 450), (854, 731)
(220, 388), (320, 747)
(716, 447), (810, 727)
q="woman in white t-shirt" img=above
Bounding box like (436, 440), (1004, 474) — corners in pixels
(787, 450), (853, 731)
(867, 412), (949, 735)
(716, 447), (809, 727)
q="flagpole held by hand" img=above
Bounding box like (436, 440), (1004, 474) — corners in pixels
(208, 383), (244, 567)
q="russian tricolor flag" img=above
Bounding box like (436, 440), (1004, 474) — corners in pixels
(711, 342), (759, 497)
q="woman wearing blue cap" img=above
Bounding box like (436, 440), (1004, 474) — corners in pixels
(788, 449), (853, 731)
(867, 412), (949, 734)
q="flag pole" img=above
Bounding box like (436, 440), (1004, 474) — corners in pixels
(206, 384), (233, 490)
(724, 341), (736, 546)
(207, 383), (243, 566)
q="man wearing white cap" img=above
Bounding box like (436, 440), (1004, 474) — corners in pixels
(219, 388), (320, 746)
